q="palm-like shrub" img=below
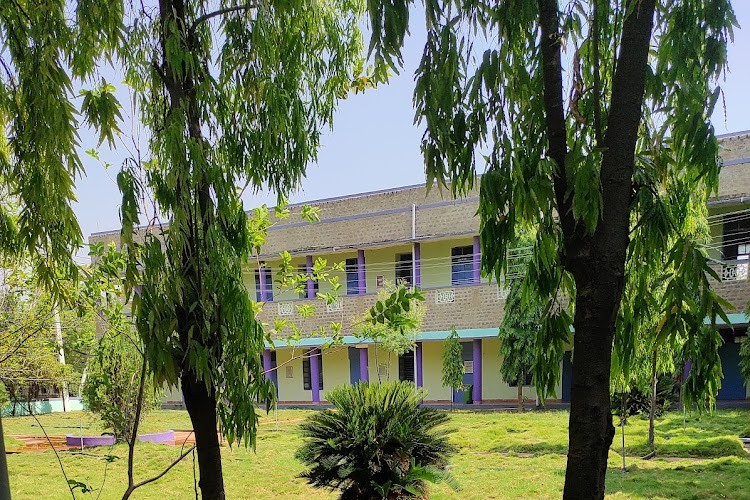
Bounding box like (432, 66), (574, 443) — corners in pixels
(296, 381), (457, 499)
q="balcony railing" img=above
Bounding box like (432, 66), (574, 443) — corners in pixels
(720, 260), (749, 282)
(256, 282), (506, 337)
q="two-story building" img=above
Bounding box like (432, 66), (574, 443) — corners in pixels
(89, 130), (750, 405)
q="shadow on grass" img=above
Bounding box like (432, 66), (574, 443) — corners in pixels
(490, 441), (568, 456)
(654, 411), (750, 436)
(606, 457), (750, 500)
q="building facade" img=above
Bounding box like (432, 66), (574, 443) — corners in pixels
(90, 131), (750, 405)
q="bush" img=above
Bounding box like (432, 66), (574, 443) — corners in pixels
(612, 376), (677, 420)
(296, 381), (458, 499)
(82, 331), (161, 442)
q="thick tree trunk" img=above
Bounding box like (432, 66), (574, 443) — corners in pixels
(535, 0), (656, 497)
(563, 275), (619, 499)
(0, 415), (11, 500)
(648, 349), (658, 450)
(182, 369), (225, 500)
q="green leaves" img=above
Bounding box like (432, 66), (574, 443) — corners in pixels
(366, 285), (424, 332)
(80, 82), (123, 147)
(297, 381), (456, 498)
(441, 327), (464, 392)
(367, 0), (736, 409)
(0, 0), (125, 296)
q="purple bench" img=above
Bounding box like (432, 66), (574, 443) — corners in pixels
(66, 435), (115, 448)
(138, 430), (175, 444)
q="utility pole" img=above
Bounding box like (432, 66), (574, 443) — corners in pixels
(54, 305), (69, 412)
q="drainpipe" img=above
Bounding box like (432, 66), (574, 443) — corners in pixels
(357, 249), (366, 295)
(472, 236), (481, 284)
(413, 242), (421, 289)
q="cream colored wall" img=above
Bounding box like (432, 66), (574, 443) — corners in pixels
(321, 347), (350, 400)
(420, 240), (454, 288)
(363, 245), (414, 292)
(275, 348), (310, 402)
(366, 345), (400, 383)
(481, 337), (563, 401)
(420, 237), (489, 289)
(707, 203), (746, 261)
(421, 341), (451, 401)
(245, 252), (353, 303)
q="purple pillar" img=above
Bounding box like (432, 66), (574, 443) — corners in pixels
(413, 242), (421, 289)
(310, 349), (321, 403)
(262, 349), (272, 379)
(306, 255), (315, 299)
(357, 249), (366, 295)
(359, 347), (369, 382)
(259, 266), (268, 302)
(472, 339), (482, 403)
(416, 342), (423, 387)
(472, 235), (481, 284)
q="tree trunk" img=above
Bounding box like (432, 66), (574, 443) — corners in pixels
(535, 0), (656, 496)
(182, 369), (224, 500)
(648, 349), (658, 450)
(517, 375), (524, 413)
(563, 276), (619, 499)
(0, 414), (11, 500)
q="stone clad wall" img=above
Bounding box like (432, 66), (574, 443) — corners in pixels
(718, 132), (750, 200)
(256, 284), (504, 338)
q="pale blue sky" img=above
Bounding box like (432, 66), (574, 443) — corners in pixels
(74, 5), (750, 258)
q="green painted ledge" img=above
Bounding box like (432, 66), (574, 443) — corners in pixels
(267, 327), (497, 349)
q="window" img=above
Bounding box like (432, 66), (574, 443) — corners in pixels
(299, 265), (319, 299)
(346, 258), (360, 296)
(509, 371), (534, 387)
(723, 216), (750, 261)
(254, 267), (273, 302)
(302, 350), (323, 390)
(395, 253), (413, 285)
(451, 245), (475, 285)
(399, 350), (415, 382)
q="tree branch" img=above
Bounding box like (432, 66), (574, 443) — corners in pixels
(592, 0), (604, 146)
(189, 3), (258, 34)
(125, 445), (196, 495)
(123, 352), (149, 497)
(537, 0), (577, 264)
(600, 0), (656, 225)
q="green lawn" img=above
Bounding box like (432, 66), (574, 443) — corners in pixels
(3, 409), (750, 499)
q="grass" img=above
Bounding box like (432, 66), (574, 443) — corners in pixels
(3, 408), (749, 499)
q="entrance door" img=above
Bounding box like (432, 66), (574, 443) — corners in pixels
(348, 347), (361, 384)
(453, 342), (474, 403)
(717, 340), (746, 400)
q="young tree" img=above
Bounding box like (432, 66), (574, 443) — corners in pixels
(367, 1), (735, 496)
(441, 327), (464, 409)
(112, 3), (368, 497)
(498, 278), (544, 413)
(354, 280), (425, 380)
(82, 329), (162, 443)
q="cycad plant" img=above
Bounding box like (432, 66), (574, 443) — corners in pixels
(296, 381), (458, 499)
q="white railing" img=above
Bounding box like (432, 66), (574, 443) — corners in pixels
(720, 260), (749, 282)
